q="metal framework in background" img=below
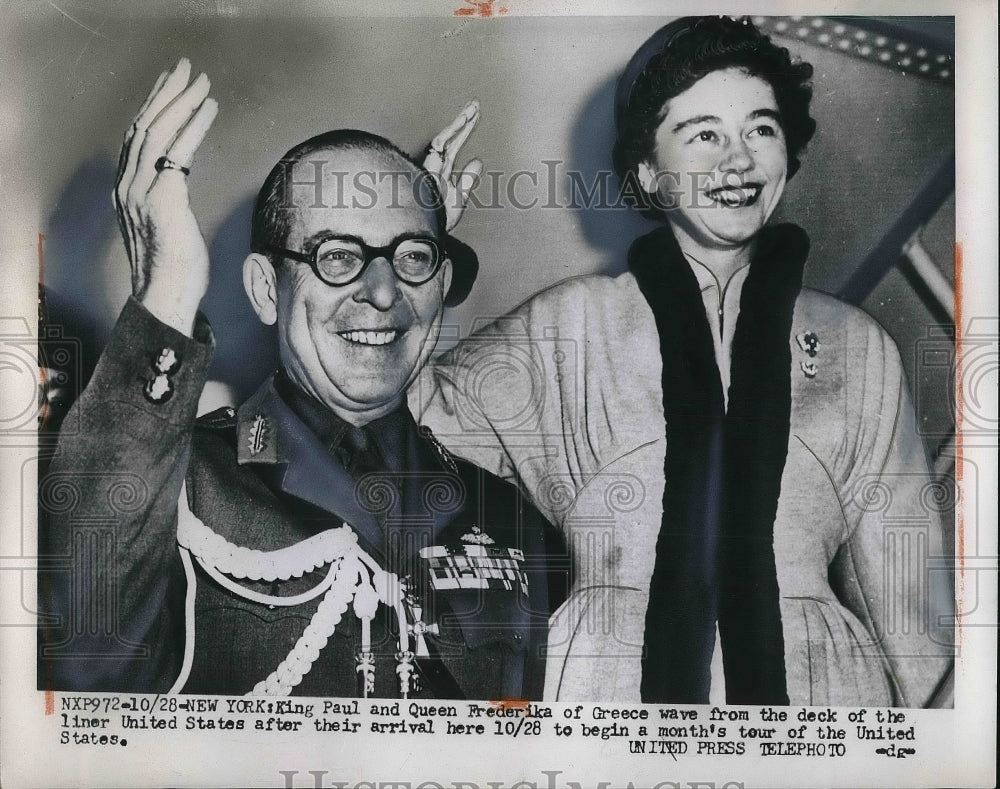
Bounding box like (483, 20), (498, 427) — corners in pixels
(761, 16), (958, 479)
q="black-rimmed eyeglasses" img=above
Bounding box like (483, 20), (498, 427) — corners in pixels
(261, 234), (443, 287)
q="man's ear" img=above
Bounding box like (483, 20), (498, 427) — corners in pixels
(242, 253), (278, 325)
(637, 161), (658, 194)
(440, 257), (453, 303)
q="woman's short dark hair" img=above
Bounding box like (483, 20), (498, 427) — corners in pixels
(613, 16), (816, 202)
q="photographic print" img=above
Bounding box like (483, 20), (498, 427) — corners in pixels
(1, 2), (995, 787)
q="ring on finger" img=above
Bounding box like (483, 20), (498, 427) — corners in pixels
(155, 156), (191, 176)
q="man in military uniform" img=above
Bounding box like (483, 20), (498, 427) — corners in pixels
(40, 59), (562, 699)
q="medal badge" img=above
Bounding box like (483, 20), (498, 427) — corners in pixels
(419, 526), (528, 596)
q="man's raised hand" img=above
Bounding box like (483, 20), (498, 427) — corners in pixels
(423, 101), (483, 233)
(114, 59), (218, 335)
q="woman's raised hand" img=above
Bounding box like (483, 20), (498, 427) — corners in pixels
(423, 101), (483, 233)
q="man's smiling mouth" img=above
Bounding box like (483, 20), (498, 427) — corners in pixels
(338, 329), (400, 346)
(706, 183), (763, 208)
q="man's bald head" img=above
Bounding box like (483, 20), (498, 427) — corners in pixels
(250, 129), (446, 256)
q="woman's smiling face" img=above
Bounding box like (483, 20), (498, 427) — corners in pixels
(639, 68), (789, 253)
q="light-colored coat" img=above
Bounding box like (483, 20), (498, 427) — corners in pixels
(415, 271), (953, 706)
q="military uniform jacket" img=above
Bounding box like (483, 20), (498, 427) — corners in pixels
(42, 298), (557, 699)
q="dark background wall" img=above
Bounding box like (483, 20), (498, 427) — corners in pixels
(8, 7), (955, 444)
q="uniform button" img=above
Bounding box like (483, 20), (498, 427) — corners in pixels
(143, 373), (174, 403)
(512, 632), (523, 643)
(152, 347), (181, 374)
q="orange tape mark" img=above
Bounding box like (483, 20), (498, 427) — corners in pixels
(44, 690), (55, 716)
(953, 244), (964, 548)
(453, 0), (507, 17)
(953, 242), (964, 645)
(489, 699), (529, 712)
(38, 232), (50, 430)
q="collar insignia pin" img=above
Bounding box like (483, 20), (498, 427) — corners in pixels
(800, 360), (819, 379)
(248, 413), (270, 456)
(419, 425), (459, 474)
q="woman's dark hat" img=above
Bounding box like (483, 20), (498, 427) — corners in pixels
(614, 16), (746, 131)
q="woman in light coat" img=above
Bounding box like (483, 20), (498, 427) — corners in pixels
(419, 16), (954, 707)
